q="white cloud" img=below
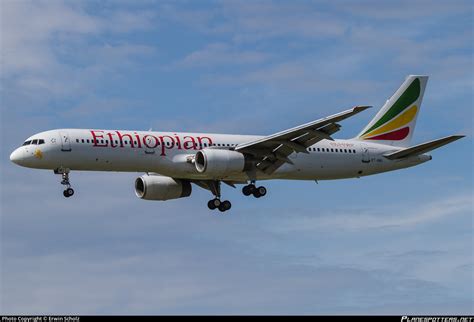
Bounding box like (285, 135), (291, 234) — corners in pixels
(1, 1), (155, 102)
(179, 43), (268, 67)
(341, 0), (470, 20)
(267, 193), (473, 233)
(2, 1), (99, 76)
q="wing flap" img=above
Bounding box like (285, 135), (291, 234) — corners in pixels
(236, 105), (370, 152)
(384, 135), (464, 160)
(236, 105), (371, 174)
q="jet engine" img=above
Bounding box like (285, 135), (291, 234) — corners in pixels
(135, 175), (192, 201)
(195, 149), (246, 177)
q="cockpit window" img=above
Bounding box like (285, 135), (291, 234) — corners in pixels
(25, 139), (45, 145)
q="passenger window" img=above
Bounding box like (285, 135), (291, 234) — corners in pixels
(76, 139), (79, 143)
(82, 139), (85, 143)
(317, 148), (320, 152)
(331, 148), (334, 152)
(115, 140), (118, 145)
(344, 149), (347, 153)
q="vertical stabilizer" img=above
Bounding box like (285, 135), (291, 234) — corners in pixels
(356, 75), (428, 147)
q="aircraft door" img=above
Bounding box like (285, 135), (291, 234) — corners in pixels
(361, 144), (370, 164)
(60, 131), (72, 152)
(144, 135), (156, 154)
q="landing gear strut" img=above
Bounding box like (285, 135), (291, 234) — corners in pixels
(242, 181), (267, 198)
(56, 168), (74, 198)
(206, 181), (231, 212)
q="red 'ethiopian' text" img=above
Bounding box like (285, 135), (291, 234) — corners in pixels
(90, 130), (213, 156)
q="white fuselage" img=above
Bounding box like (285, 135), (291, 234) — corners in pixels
(10, 129), (431, 181)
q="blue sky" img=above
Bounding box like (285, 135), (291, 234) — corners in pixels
(1, 0), (473, 314)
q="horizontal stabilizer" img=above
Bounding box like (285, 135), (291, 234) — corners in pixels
(384, 135), (464, 160)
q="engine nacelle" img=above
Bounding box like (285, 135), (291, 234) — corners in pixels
(135, 175), (192, 201)
(195, 149), (246, 177)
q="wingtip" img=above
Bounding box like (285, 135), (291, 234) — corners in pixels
(354, 105), (372, 111)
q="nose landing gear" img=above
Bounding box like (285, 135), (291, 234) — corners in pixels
(55, 168), (74, 198)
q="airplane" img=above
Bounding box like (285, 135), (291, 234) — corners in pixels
(9, 75), (464, 212)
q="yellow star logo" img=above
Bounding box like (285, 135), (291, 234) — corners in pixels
(34, 149), (43, 159)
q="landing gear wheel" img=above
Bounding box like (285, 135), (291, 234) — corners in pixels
(63, 188), (74, 198)
(252, 186), (266, 198)
(223, 200), (231, 211)
(208, 198), (221, 210)
(242, 184), (256, 196)
(207, 200), (216, 210)
(218, 200), (231, 212)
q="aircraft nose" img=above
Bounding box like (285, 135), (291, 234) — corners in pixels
(10, 148), (23, 165)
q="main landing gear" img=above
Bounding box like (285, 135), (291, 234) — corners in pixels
(206, 181), (232, 213)
(242, 181), (267, 198)
(55, 168), (74, 198)
(206, 180), (267, 212)
(207, 199), (232, 212)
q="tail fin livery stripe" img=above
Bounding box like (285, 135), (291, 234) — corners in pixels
(365, 127), (410, 141)
(361, 78), (420, 136)
(361, 105), (418, 139)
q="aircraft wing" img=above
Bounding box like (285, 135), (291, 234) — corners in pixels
(235, 105), (371, 174)
(383, 135), (465, 160)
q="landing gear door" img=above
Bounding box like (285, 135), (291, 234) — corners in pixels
(60, 131), (72, 152)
